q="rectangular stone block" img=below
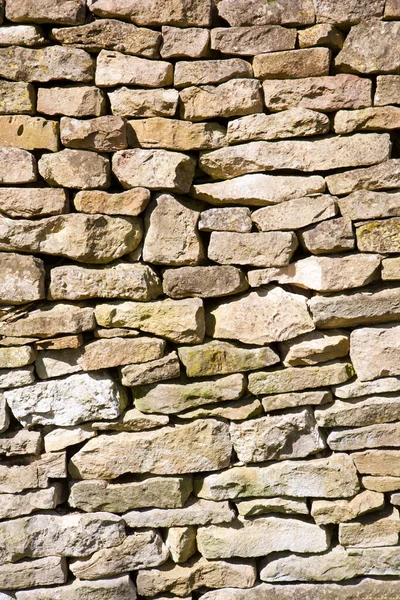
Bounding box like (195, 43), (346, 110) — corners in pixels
(129, 117), (226, 151)
(0, 452), (66, 493)
(211, 25), (296, 55)
(216, 0), (315, 26)
(96, 50), (173, 87)
(208, 231), (297, 267)
(175, 58), (252, 87)
(0, 115), (58, 151)
(6, 0), (85, 24)
(161, 26), (210, 58)
(254, 48), (330, 80)
(37, 86), (105, 117)
(326, 159), (400, 196)
(0, 557), (66, 591)
(0, 81), (35, 115)
(60, 116), (127, 152)
(375, 75), (400, 106)
(90, 0), (212, 27)
(0, 147), (36, 184)
(108, 87), (179, 118)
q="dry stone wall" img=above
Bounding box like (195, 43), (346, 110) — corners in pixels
(1, 0), (400, 597)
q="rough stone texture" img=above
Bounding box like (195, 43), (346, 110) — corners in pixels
(175, 58), (253, 88)
(0, 25), (46, 47)
(216, 0), (315, 26)
(253, 48), (330, 80)
(0, 147), (36, 184)
(208, 231), (297, 267)
(38, 148), (110, 189)
(5, 0), (86, 24)
(161, 26), (210, 58)
(15, 576), (137, 600)
(60, 115), (127, 152)
(108, 87), (179, 118)
(0, 253), (45, 304)
(199, 208), (252, 233)
(350, 324), (400, 381)
(0, 115), (58, 151)
(211, 25), (296, 56)
(129, 117), (226, 151)
(314, 0), (385, 24)
(0, 81), (35, 115)
(165, 526), (196, 563)
(0, 484), (64, 520)
(280, 330), (350, 367)
(96, 50), (172, 87)
(298, 23), (344, 50)
(326, 159), (400, 196)
(262, 390), (332, 412)
(74, 188), (150, 216)
(0, 188), (68, 218)
(120, 352), (180, 387)
(0, 557), (66, 591)
(375, 75), (400, 106)
(164, 266), (248, 299)
(252, 195), (337, 230)
(357, 218), (400, 253)
(37, 86), (105, 117)
(335, 107), (400, 134)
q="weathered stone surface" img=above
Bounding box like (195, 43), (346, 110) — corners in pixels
(6, 0), (85, 24)
(235, 498), (308, 518)
(15, 576), (137, 600)
(161, 26), (210, 58)
(249, 254), (380, 293)
(94, 328), (139, 340)
(314, 0), (385, 24)
(311, 490), (385, 525)
(95, 297), (204, 344)
(90, 0), (212, 27)
(211, 25), (296, 56)
(0, 81), (35, 115)
(109, 87), (179, 118)
(179, 398), (262, 422)
(69, 476), (192, 512)
(0, 24), (46, 47)
(124, 498), (234, 528)
(262, 390), (332, 412)
(35, 348), (82, 379)
(298, 23), (344, 50)
(179, 340), (278, 377)
(280, 330), (350, 367)
(69, 420), (231, 478)
(0, 303), (94, 338)
(336, 20), (400, 75)
(133, 374), (245, 414)
(350, 324), (400, 381)
(385, 0), (400, 17)
(375, 75), (400, 106)
(364, 477), (400, 492)
(74, 188), (150, 216)
(164, 267), (248, 300)
(335, 107), (400, 134)
(339, 190), (400, 221)
(382, 257), (400, 280)
(175, 58), (252, 88)
(0, 512), (125, 562)
(353, 450), (400, 476)
(0, 396), (9, 432)
(0, 556), (66, 591)
(200, 134), (390, 179)
(0, 188), (68, 218)
(199, 208), (252, 233)
(197, 517), (329, 559)
(0, 46), (93, 82)
(91, 408), (167, 430)
(334, 376), (400, 398)
(0, 366), (35, 389)
(208, 232), (297, 267)
(136, 556), (255, 597)
(79, 336), (165, 371)
(316, 395), (400, 428)
(180, 79), (263, 121)
(0, 451), (66, 493)
(254, 48), (330, 80)
(252, 195), (336, 231)
(0, 115), (58, 151)
(326, 159), (400, 196)
(0, 429), (40, 456)
(230, 408), (325, 463)
(263, 74), (372, 112)
(249, 361), (353, 395)
(96, 50), (172, 87)
(0, 484), (64, 520)
(39, 148), (110, 189)
(37, 85), (105, 117)
(60, 116), (127, 152)
(216, 0), (315, 26)
(120, 352), (180, 387)
(49, 263), (160, 301)
(328, 422), (400, 451)
(44, 425), (95, 452)
(0, 147), (36, 184)
(0, 214), (142, 263)
(5, 371), (126, 426)
(0, 345), (36, 369)
(342, 507), (400, 547)
(52, 19), (161, 57)
(227, 109), (329, 143)
(191, 173), (326, 207)
(34, 334), (83, 351)
(129, 117), (226, 151)
(196, 454), (359, 500)
(207, 287), (314, 346)
(0, 253), (44, 304)
(357, 218), (400, 253)
(166, 526), (196, 563)
(70, 530), (169, 579)
(113, 150), (195, 193)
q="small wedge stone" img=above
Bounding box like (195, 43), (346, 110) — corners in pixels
(165, 527), (196, 563)
(298, 23), (344, 50)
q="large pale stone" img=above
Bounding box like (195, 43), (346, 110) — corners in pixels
(52, 19), (161, 57)
(78, 336), (165, 371)
(175, 58), (252, 87)
(335, 107), (400, 134)
(314, 0), (384, 24)
(298, 23), (344, 50)
(252, 195), (336, 231)
(0, 429), (40, 456)
(357, 218), (400, 253)
(69, 476), (192, 512)
(197, 517), (329, 559)
(133, 374), (245, 414)
(352, 450), (400, 476)
(49, 263), (161, 301)
(60, 116), (127, 152)
(161, 26), (210, 58)
(0, 345), (36, 369)
(208, 232), (297, 267)
(230, 408), (325, 463)
(206, 287), (314, 345)
(70, 531), (168, 579)
(263, 75), (372, 112)
(0, 303), (94, 338)
(364, 477), (400, 492)
(0, 188), (68, 218)
(328, 422), (400, 451)
(44, 425), (95, 452)
(37, 86), (105, 117)
(211, 25), (296, 55)
(0, 556), (66, 591)
(179, 398), (262, 422)
(350, 324), (400, 381)
(0, 366), (34, 389)
(35, 348), (82, 379)
(178, 340), (278, 377)
(74, 188), (150, 216)
(165, 526), (196, 563)
(0, 452), (66, 493)
(163, 266), (248, 299)
(15, 576), (137, 600)
(0, 81), (35, 115)
(90, 0), (212, 27)
(0, 115), (58, 151)
(4, 372), (126, 426)
(0, 512), (125, 562)
(0, 46), (93, 82)
(120, 352), (180, 387)
(95, 298), (204, 344)
(113, 149), (195, 193)
(6, 0), (85, 24)
(109, 87), (179, 118)
(216, 0), (315, 26)
(248, 361), (354, 395)
(280, 330), (350, 367)
(129, 117), (226, 151)
(180, 79), (263, 121)
(254, 48), (330, 80)
(0, 214), (142, 263)
(0, 148), (36, 184)
(311, 490), (385, 525)
(196, 454), (359, 500)
(136, 556), (255, 597)
(0, 485), (64, 520)
(334, 376), (400, 398)
(200, 134), (390, 179)
(69, 420), (232, 478)
(235, 498), (308, 518)
(249, 254), (381, 292)
(262, 390), (332, 412)
(96, 50), (172, 87)
(199, 208), (252, 233)
(315, 395), (400, 428)
(0, 253), (44, 304)
(38, 149), (109, 189)
(326, 159), (400, 196)
(375, 75), (400, 106)
(339, 190), (400, 221)
(382, 257), (400, 280)
(190, 173), (326, 207)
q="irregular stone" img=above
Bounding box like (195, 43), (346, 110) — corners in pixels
(0, 451), (66, 493)
(79, 336), (165, 371)
(196, 454), (359, 500)
(44, 425), (95, 452)
(382, 257), (400, 280)
(180, 79), (263, 121)
(49, 263), (160, 301)
(262, 390), (332, 412)
(35, 346), (81, 377)
(252, 195), (336, 230)
(200, 134), (390, 179)
(125, 498), (234, 528)
(0, 395), (9, 432)
(364, 477), (400, 492)
(178, 398), (262, 422)
(178, 340), (278, 377)
(37, 85), (105, 117)
(136, 556), (255, 597)
(339, 508), (400, 547)
(280, 330), (350, 367)
(74, 188), (150, 216)
(385, 0), (400, 17)
(335, 106), (400, 134)
(133, 374), (245, 414)
(0, 366), (35, 389)
(95, 297), (204, 344)
(211, 25), (296, 55)
(314, 0), (385, 24)
(0, 115), (58, 151)
(298, 24), (344, 50)
(375, 75), (400, 106)
(0, 303), (94, 338)
(15, 576), (137, 600)
(69, 420), (232, 478)
(334, 376), (400, 399)
(216, 0), (315, 26)
(0, 147), (36, 184)
(0, 253), (44, 304)
(342, 191), (400, 222)
(0, 345), (35, 369)
(113, 149), (195, 193)
(70, 531), (168, 579)
(129, 117), (226, 151)
(6, 0), (85, 24)
(165, 526), (196, 563)
(336, 20), (400, 75)
(0, 512), (125, 562)
(161, 26), (210, 58)
(254, 48), (330, 80)
(0, 81), (35, 115)
(352, 450), (400, 476)
(0, 429), (41, 456)
(120, 352), (180, 387)
(326, 159), (400, 195)
(0, 484), (64, 520)
(311, 490), (385, 525)
(34, 334), (83, 351)
(328, 422), (400, 451)
(263, 74), (372, 112)
(1, 337), (38, 347)
(163, 266), (248, 299)
(174, 58), (252, 87)
(96, 49), (172, 87)
(236, 498), (308, 518)
(108, 87), (179, 118)
(39, 148), (110, 189)
(351, 324), (400, 381)
(0, 556), (66, 591)
(230, 408), (325, 463)
(0, 214), (142, 263)
(0, 188), (68, 218)
(0, 46), (93, 82)
(206, 287), (314, 346)
(0, 24), (46, 47)
(392, 493), (400, 505)
(52, 19), (161, 57)
(198, 516), (329, 559)
(248, 361), (354, 395)
(69, 476), (192, 512)
(208, 232), (297, 267)
(4, 372), (126, 427)
(249, 254), (380, 292)
(357, 218), (400, 253)
(190, 173), (326, 207)
(227, 108), (330, 143)
(199, 208), (252, 233)
(94, 328), (139, 340)
(60, 115), (127, 152)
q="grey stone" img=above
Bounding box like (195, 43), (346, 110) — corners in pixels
(299, 217), (355, 254)
(211, 25), (296, 55)
(208, 231), (297, 267)
(164, 266), (249, 299)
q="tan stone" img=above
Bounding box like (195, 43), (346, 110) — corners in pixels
(93, 407), (169, 432)
(339, 508), (400, 547)
(382, 257), (400, 280)
(335, 106), (400, 134)
(120, 352), (180, 387)
(208, 231), (297, 267)
(15, 576), (137, 600)
(35, 335), (83, 351)
(0, 81), (35, 115)
(385, 0), (400, 17)
(108, 87), (179, 118)
(0, 188), (68, 218)
(254, 48), (330, 80)
(74, 188), (150, 216)
(0, 556), (66, 591)
(216, 0), (315, 26)
(60, 116), (127, 151)
(339, 190), (400, 221)
(316, 395), (400, 428)
(211, 25), (296, 55)
(166, 527), (196, 563)
(164, 267), (249, 299)
(96, 49), (172, 87)
(175, 58), (252, 87)
(129, 117), (226, 151)
(0, 345), (36, 369)
(311, 490), (385, 525)
(0, 24), (46, 47)
(199, 208), (252, 233)
(6, 0), (85, 24)
(0, 253), (44, 304)
(79, 336), (165, 371)
(350, 324), (400, 381)
(326, 159), (400, 196)
(44, 425), (95, 452)
(94, 328), (139, 339)
(298, 23), (344, 50)
(314, 0), (385, 24)
(0, 451), (66, 493)
(235, 498), (308, 518)
(161, 26), (210, 58)
(35, 348), (82, 379)
(0, 303), (94, 338)
(0, 147), (36, 184)
(0, 395), (9, 433)
(0, 115), (58, 151)
(0, 484), (64, 520)
(124, 498), (234, 528)
(252, 195), (336, 230)
(334, 376), (400, 399)
(280, 330), (350, 367)
(37, 86), (105, 117)
(179, 398), (262, 422)
(0, 429), (40, 457)
(352, 450), (400, 476)
(328, 422), (400, 451)
(262, 390), (332, 412)
(375, 75), (400, 106)
(0, 366), (35, 389)
(39, 148), (110, 189)
(363, 476), (400, 492)
(357, 218), (400, 253)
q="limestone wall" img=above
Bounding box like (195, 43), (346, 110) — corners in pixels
(1, 0), (400, 597)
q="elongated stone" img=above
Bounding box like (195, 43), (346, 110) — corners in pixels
(60, 115), (127, 152)
(311, 490), (385, 525)
(339, 190), (400, 221)
(124, 498), (234, 528)
(0, 303), (94, 338)
(316, 395), (400, 428)
(252, 195), (337, 231)
(39, 148), (109, 189)
(0, 366), (34, 389)
(0, 81), (35, 115)
(15, 576), (137, 600)
(129, 117), (226, 151)
(175, 58), (252, 88)
(0, 429), (40, 456)
(0, 345), (36, 369)
(108, 87), (179, 118)
(179, 398), (262, 422)
(96, 50), (172, 87)
(79, 336), (165, 371)
(199, 208), (252, 233)
(357, 218), (400, 253)
(0, 147), (36, 184)
(314, 0), (385, 24)
(208, 232), (297, 267)
(216, 0), (315, 26)
(262, 390), (332, 412)
(120, 352), (180, 387)
(334, 376), (400, 399)
(0, 253), (44, 304)
(298, 23), (344, 50)
(0, 484), (64, 520)
(163, 266), (248, 299)
(236, 498), (308, 518)
(254, 48), (330, 80)
(326, 159), (400, 196)
(161, 26), (210, 58)
(211, 25), (296, 56)
(364, 476), (400, 492)
(6, 0), (85, 24)
(37, 85), (105, 117)
(0, 451), (66, 494)
(328, 422), (400, 451)
(74, 188), (150, 216)
(0, 188), (68, 218)
(350, 324), (400, 381)
(44, 425), (95, 452)
(335, 106), (400, 134)
(0, 557), (66, 591)
(0, 26), (43, 48)
(280, 331), (350, 367)
(0, 115), (58, 151)
(352, 450), (400, 476)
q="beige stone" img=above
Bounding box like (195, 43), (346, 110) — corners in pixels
(179, 398), (262, 422)
(120, 352), (180, 387)
(298, 23), (344, 50)
(44, 425), (95, 452)
(328, 422), (400, 451)
(92, 411), (166, 433)
(161, 26), (209, 58)
(339, 190), (400, 221)
(280, 330), (350, 367)
(96, 49), (172, 87)
(334, 375), (400, 399)
(0, 484), (64, 520)
(94, 328), (139, 340)
(166, 527), (196, 563)
(316, 395), (400, 428)
(79, 336), (165, 371)
(35, 348), (82, 379)
(0, 303), (94, 338)
(199, 208), (252, 233)
(208, 231), (297, 267)
(252, 195), (337, 231)
(15, 576), (137, 600)
(353, 450), (400, 476)
(357, 218), (400, 253)
(315, 0), (384, 23)
(0, 115), (58, 151)
(0, 366), (35, 389)
(163, 266), (249, 299)
(375, 75), (400, 106)
(254, 48), (330, 80)
(235, 498), (308, 518)
(0, 147), (36, 184)
(211, 25), (296, 55)
(129, 117), (226, 151)
(124, 498), (234, 528)
(34, 335), (83, 351)
(60, 115), (127, 152)
(6, 0), (85, 24)
(0, 395), (9, 433)
(90, 0), (212, 27)
(108, 87), (179, 118)
(335, 106), (400, 134)
(0, 24), (46, 47)
(385, 0), (400, 17)
(262, 390), (332, 412)
(0, 451), (66, 493)
(326, 159), (400, 196)
(74, 188), (150, 216)
(0, 81), (35, 115)
(339, 508), (400, 547)
(382, 257), (400, 280)
(0, 188), (68, 218)
(0, 429), (40, 457)
(39, 148), (110, 189)
(311, 490), (385, 525)
(216, 0), (315, 26)
(37, 86), (105, 117)
(0, 253), (44, 304)
(0, 556), (66, 591)
(351, 324), (400, 381)
(0, 345), (36, 369)
(175, 58), (252, 87)
(364, 476), (400, 492)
